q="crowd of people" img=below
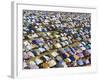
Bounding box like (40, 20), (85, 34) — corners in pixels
(23, 10), (91, 69)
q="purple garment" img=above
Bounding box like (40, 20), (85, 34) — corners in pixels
(32, 39), (43, 44)
(77, 52), (84, 57)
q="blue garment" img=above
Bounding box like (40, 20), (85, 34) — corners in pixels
(32, 39), (43, 44)
(62, 53), (67, 59)
(69, 55), (75, 61)
(77, 59), (84, 65)
(38, 48), (45, 52)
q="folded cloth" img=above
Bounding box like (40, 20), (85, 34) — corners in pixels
(69, 55), (75, 61)
(77, 52), (84, 58)
(26, 45), (32, 50)
(74, 54), (79, 60)
(77, 59), (84, 66)
(65, 58), (71, 62)
(23, 51), (35, 60)
(87, 49), (91, 54)
(32, 39), (43, 44)
(29, 61), (39, 69)
(32, 49), (41, 56)
(23, 61), (28, 68)
(38, 47), (45, 52)
(58, 48), (66, 54)
(65, 52), (70, 57)
(48, 60), (56, 67)
(61, 42), (66, 46)
(43, 55), (50, 61)
(62, 53), (67, 59)
(24, 41), (30, 46)
(44, 45), (49, 50)
(32, 33), (38, 38)
(56, 56), (63, 61)
(42, 62), (49, 68)
(55, 43), (62, 48)
(35, 58), (43, 65)
(51, 52), (59, 57)
(81, 46), (86, 50)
